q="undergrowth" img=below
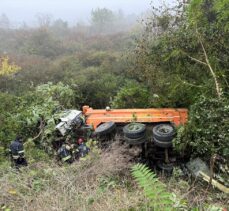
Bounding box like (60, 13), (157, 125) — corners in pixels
(131, 163), (173, 210)
(0, 143), (228, 211)
(0, 143), (147, 211)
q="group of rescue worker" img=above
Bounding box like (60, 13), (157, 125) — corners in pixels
(9, 134), (91, 169)
(57, 136), (90, 164)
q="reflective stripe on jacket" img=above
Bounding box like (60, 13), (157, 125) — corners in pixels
(12, 155), (20, 159)
(62, 155), (71, 162)
(58, 144), (72, 161)
(9, 140), (24, 157)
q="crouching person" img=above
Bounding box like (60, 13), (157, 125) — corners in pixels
(77, 138), (90, 158)
(57, 141), (73, 164)
(9, 136), (28, 169)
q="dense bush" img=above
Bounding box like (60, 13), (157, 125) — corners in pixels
(0, 82), (76, 158)
(174, 96), (229, 160)
(130, 0), (229, 108)
(0, 92), (20, 147)
(111, 81), (150, 108)
(129, 0), (229, 164)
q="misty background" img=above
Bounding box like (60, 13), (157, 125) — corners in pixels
(0, 0), (174, 27)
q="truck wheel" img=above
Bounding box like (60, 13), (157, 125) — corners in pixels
(157, 161), (174, 174)
(153, 137), (172, 148)
(153, 124), (176, 141)
(123, 123), (146, 139)
(123, 134), (147, 145)
(95, 122), (116, 135)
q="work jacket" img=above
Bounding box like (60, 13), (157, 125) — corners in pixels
(78, 143), (90, 157)
(9, 139), (25, 159)
(57, 144), (72, 162)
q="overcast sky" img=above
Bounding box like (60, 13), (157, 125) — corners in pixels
(0, 0), (174, 26)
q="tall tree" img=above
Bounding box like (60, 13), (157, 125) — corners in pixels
(91, 8), (115, 34)
(0, 13), (10, 29)
(36, 13), (52, 29)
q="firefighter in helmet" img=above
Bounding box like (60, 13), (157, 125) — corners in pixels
(9, 136), (28, 169)
(57, 136), (74, 163)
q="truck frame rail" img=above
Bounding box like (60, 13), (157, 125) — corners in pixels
(83, 106), (188, 129)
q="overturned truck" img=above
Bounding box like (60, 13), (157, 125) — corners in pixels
(56, 105), (188, 143)
(55, 106), (188, 171)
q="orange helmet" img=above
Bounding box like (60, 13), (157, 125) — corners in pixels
(78, 138), (84, 144)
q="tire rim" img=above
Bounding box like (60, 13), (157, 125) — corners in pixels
(126, 123), (144, 132)
(158, 125), (173, 134)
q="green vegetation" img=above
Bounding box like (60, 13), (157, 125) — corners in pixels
(0, 56), (21, 76)
(112, 80), (150, 108)
(0, 82), (75, 156)
(130, 0), (229, 162)
(131, 163), (173, 210)
(174, 96), (229, 159)
(0, 0), (229, 210)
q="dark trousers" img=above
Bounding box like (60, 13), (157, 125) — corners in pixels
(11, 157), (28, 169)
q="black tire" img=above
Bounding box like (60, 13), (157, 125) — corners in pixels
(153, 137), (172, 148)
(123, 123), (146, 139)
(95, 122), (116, 135)
(157, 161), (174, 174)
(123, 134), (147, 145)
(153, 124), (176, 141)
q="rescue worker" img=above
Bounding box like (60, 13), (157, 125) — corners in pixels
(57, 136), (74, 163)
(77, 138), (90, 158)
(9, 136), (28, 169)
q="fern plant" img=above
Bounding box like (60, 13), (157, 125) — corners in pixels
(131, 163), (173, 210)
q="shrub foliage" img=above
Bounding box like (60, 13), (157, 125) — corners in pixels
(174, 96), (229, 160)
(131, 163), (173, 210)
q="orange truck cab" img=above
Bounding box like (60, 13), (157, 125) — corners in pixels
(83, 106), (188, 129)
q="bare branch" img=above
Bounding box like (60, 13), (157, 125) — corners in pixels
(197, 30), (222, 98)
(31, 118), (45, 142)
(187, 55), (208, 66)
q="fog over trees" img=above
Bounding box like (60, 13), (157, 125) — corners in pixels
(0, 0), (162, 27)
(0, 0), (228, 210)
